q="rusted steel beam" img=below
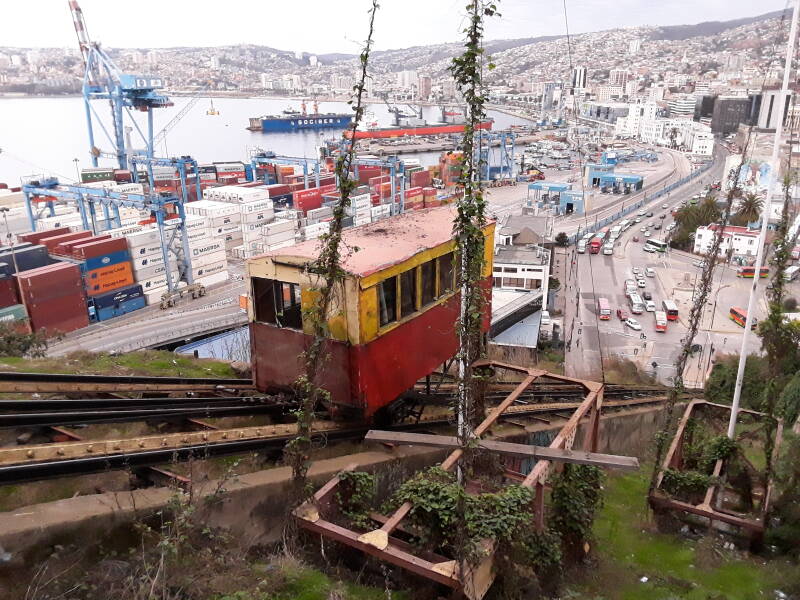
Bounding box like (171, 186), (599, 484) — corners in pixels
(370, 371), (543, 546)
(364, 431), (639, 471)
(136, 466), (191, 490)
(648, 494), (765, 532)
(47, 426), (82, 442)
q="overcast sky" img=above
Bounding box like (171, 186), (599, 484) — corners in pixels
(2, 0), (791, 53)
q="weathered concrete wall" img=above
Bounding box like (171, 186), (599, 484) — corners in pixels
(0, 404), (666, 570)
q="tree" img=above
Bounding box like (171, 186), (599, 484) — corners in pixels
(783, 297), (798, 312)
(704, 354), (767, 410)
(668, 127), (679, 149)
(0, 323), (49, 358)
(555, 231), (569, 247)
(731, 192), (763, 227)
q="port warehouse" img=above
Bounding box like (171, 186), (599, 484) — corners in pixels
(0, 155), (457, 337)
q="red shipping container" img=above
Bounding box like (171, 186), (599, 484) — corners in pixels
(371, 194), (380, 206)
(219, 175), (239, 185)
(56, 235), (110, 257)
(72, 237), (129, 260)
(404, 187), (424, 199)
(368, 175), (390, 188)
(292, 188), (324, 214)
(39, 231), (92, 253)
(18, 227), (71, 245)
(287, 182), (305, 192)
(26, 292), (88, 335)
(264, 184), (291, 197)
(410, 170), (432, 188)
(16, 263), (84, 303)
(0, 277), (18, 308)
(423, 187), (437, 197)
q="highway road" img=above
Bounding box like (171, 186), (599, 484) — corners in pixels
(559, 149), (795, 386)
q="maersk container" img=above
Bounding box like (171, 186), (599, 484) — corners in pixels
(90, 284), (144, 310)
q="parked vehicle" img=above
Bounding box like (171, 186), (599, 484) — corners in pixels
(617, 308), (629, 321)
(645, 268), (655, 277)
(625, 317), (642, 331)
(645, 300), (656, 312)
(637, 279), (646, 288)
(643, 291), (653, 300)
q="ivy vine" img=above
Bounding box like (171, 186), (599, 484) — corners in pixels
(549, 465), (604, 560)
(283, 0), (379, 494)
(336, 470), (376, 530)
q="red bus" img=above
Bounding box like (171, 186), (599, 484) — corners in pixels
(589, 237), (603, 254)
(730, 306), (758, 329)
(654, 310), (667, 332)
(737, 267), (769, 278)
(661, 299), (679, 321)
(597, 297), (611, 320)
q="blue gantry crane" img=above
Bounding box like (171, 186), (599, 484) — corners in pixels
(69, 0), (173, 170)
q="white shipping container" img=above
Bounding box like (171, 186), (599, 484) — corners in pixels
(264, 229), (296, 245)
(131, 253), (175, 270)
(138, 272), (179, 291)
(239, 199), (274, 213)
(231, 245), (247, 259)
(115, 183), (145, 194)
(307, 206), (333, 221)
(266, 239), (295, 251)
(193, 260), (227, 279)
(242, 209), (275, 225)
(133, 262), (174, 282)
(184, 200), (239, 218)
(126, 228), (161, 248)
(263, 219), (295, 235)
(190, 241), (225, 259)
(191, 249), (227, 269)
(204, 213), (242, 229)
(106, 224), (144, 238)
(144, 287), (168, 306)
(208, 222), (242, 237)
(196, 270), (229, 287)
(129, 242), (163, 257)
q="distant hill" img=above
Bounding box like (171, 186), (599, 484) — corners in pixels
(651, 9), (788, 41)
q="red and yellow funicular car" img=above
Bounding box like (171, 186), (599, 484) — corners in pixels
(246, 205), (495, 422)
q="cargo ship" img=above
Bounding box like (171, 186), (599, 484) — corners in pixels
(247, 100), (352, 133)
(344, 119), (493, 140)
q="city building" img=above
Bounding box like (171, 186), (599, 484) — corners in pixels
(628, 39), (641, 55)
(710, 96), (753, 135)
(693, 224), (759, 257)
(418, 75), (432, 100)
(609, 69), (629, 88)
(571, 66), (587, 90)
(396, 70), (418, 90)
(597, 85), (624, 101)
(581, 101), (629, 124)
(667, 94), (698, 118)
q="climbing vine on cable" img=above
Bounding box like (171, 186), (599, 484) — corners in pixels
(283, 0), (379, 495)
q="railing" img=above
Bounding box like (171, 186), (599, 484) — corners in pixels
(107, 312), (248, 353)
(567, 159), (714, 244)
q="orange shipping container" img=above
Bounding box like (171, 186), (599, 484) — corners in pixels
(84, 262), (135, 296)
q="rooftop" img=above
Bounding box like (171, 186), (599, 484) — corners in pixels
(701, 223), (759, 237)
(257, 205), (474, 278)
(494, 243), (550, 266)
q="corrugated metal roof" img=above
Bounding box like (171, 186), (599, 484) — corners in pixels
(253, 205), (463, 278)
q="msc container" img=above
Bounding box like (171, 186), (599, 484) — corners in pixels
(90, 284), (144, 310)
(39, 231), (92, 253)
(80, 167), (114, 183)
(84, 262), (135, 297)
(17, 227), (71, 245)
(72, 237), (129, 260)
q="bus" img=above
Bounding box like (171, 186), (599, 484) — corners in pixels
(603, 242), (614, 255)
(730, 306), (758, 329)
(589, 236), (603, 254)
(628, 292), (644, 314)
(654, 310), (667, 332)
(644, 239), (668, 253)
(783, 265), (800, 282)
(737, 266), (769, 278)
(619, 219), (631, 231)
(577, 232), (593, 254)
(661, 299), (679, 321)
(597, 297), (611, 320)
(610, 225), (622, 240)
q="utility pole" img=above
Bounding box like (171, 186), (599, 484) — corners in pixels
(727, 0), (799, 439)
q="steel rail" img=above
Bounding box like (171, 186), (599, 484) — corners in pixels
(0, 372), (254, 394)
(0, 396), (668, 485)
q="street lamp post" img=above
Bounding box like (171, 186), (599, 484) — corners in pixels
(73, 158), (80, 183)
(0, 208), (19, 276)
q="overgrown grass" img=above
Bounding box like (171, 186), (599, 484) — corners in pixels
(0, 350), (238, 378)
(565, 468), (789, 599)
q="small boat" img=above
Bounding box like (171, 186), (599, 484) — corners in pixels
(282, 107), (302, 116)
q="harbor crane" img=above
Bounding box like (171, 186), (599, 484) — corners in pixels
(68, 0), (173, 171)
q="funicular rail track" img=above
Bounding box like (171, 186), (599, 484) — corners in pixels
(0, 371), (687, 486)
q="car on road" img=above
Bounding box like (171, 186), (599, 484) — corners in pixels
(637, 278), (646, 288)
(617, 308), (629, 321)
(646, 211), (654, 217)
(666, 223), (676, 231)
(642, 291), (653, 300)
(643, 245), (656, 253)
(625, 317), (642, 331)
(635, 217), (643, 223)
(644, 230), (652, 237)
(692, 259), (706, 268)
(540, 310), (551, 325)
(640, 226), (647, 232)
(645, 268), (655, 277)
(625, 278), (636, 288)
(654, 224), (662, 230)
(661, 203), (668, 209)
(633, 235), (640, 242)
(632, 267), (642, 276)
(645, 300), (656, 312)
(637, 210), (646, 216)
(659, 213), (667, 219)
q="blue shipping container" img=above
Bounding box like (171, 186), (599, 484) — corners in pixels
(79, 250), (131, 273)
(90, 284), (144, 310)
(95, 295), (146, 321)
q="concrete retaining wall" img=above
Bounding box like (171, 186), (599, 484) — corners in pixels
(0, 405), (665, 568)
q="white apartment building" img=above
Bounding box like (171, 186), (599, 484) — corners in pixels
(492, 243), (551, 300)
(614, 101), (659, 137)
(597, 85), (624, 101)
(668, 94), (697, 118)
(693, 224), (759, 257)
